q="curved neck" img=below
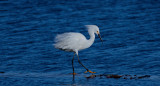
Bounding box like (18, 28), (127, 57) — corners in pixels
(89, 32), (95, 42)
(81, 29), (95, 49)
(88, 30), (95, 45)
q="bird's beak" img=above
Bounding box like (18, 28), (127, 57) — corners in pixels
(97, 32), (103, 45)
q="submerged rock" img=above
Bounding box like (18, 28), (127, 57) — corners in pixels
(85, 74), (150, 80)
(0, 72), (5, 73)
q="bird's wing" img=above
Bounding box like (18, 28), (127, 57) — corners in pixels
(54, 32), (87, 51)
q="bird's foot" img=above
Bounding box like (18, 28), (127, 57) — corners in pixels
(84, 70), (96, 73)
(70, 72), (77, 75)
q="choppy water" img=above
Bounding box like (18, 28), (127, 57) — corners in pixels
(0, 0), (160, 86)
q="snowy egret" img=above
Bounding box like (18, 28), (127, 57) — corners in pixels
(54, 25), (103, 75)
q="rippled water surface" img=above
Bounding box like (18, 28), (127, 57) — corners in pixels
(0, 0), (160, 86)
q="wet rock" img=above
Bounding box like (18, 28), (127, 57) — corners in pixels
(137, 75), (150, 79)
(85, 74), (151, 80)
(106, 74), (122, 78)
(86, 75), (96, 79)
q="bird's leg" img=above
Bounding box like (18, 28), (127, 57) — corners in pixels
(71, 53), (77, 75)
(77, 55), (96, 74)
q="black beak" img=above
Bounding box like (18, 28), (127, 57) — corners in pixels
(98, 34), (103, 45)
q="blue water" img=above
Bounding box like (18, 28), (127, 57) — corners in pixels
(0, 0), (160, 86)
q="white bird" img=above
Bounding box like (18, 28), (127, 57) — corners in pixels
(54, 25), (103, 75)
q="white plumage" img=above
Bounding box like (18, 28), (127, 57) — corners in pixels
(54, 32), (87, 52)
(54, 25), (102, 55)
(53, 25), (103, 74)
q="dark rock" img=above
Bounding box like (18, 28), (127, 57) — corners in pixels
(106, 74), (122, 78)
(138, 75), (150, 79)
(0, 72), (5, 73)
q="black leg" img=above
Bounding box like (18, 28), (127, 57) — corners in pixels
(77, 55), (96, 73)
(77, 55), (89, 71)
(72, 53), (75, 74)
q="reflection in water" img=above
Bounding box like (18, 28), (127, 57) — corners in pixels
(72, 74), (75, 82)
(72, 74), (75, 86)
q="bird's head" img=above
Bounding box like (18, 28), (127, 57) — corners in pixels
(85, 25), (103, 44)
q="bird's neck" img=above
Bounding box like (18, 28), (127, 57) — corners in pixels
(88, 31), (95, 44)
